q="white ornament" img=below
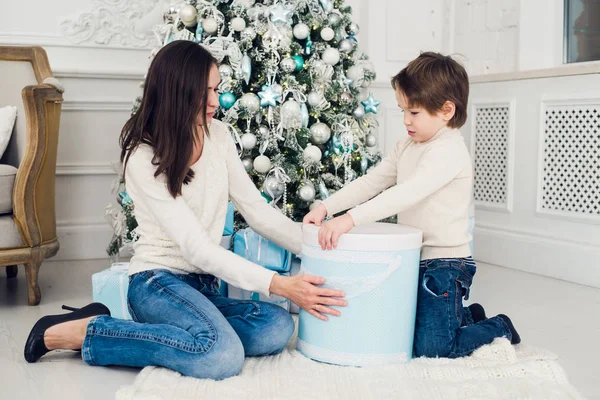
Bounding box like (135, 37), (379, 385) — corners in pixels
(353, 106), (365, 119)
(253, 155), (271, 173)
(241, 133), (257, 150)
(299, 183), (316, 202)
(179, 5), (198, 27)
(320, 27), (335, 41)
(240, 93), (260, 113)
(347, 65), (364, 82)
(202, 18), (218, 34)
(231, 17), (247, 31)
(280, 100), (302, 129)
(310, 122), (331, 145)
(322, 48), (340, 65)
(293, 23), (310, 40)
(365, 134), (377, 147)
(338, 39), (354, 54)
(307, 91), (323, 107)
(303, 145), (322, 163)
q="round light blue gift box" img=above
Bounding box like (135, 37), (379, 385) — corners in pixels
(298, 223), (423, 367)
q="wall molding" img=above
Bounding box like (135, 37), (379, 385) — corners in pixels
(55, 220), (113, 261)
(56, 163), (117, 176)
(0, 32), (156, 51)
(54, 68), (145, 80)
(474, 222), (600, 288)
(62, 99), (134, 112)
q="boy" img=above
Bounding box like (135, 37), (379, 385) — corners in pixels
(303, 52), (520, 358)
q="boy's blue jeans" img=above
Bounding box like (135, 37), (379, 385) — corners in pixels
(413, 257), (512, 358)
(81, 269), (294, 380)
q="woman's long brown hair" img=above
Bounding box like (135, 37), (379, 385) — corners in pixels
(120, 40), (217, 198)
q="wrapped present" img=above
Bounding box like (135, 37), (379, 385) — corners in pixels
(92, 262), (132, 320)
(227, 272), (290, 311)
(233, 228), (292, 272)
(223, 202), (234, 235)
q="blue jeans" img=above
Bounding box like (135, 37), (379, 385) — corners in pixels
(81, 269), (294, 380)
(413, 257), (512, 358)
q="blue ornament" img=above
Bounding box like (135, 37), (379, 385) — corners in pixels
(269, 3), (292, 24)
(195, 24), (204, 42)
(305, 37), (313, 55)
(292, 55), (304, 71)
(318, 180), (330, 199)
(258, 84), (280, 107)
(119, 190), (132, 205)
(300, 102), (309, 128)
(219, 92), (236, 109)
(361, 93), (381, 114)
(241, 53), (251, 85)
(346, 34), (358, 43)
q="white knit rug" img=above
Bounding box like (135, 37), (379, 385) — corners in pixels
(115, 331), (584, 400)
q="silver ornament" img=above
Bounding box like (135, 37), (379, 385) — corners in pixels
(340, 92), (352, 104)
(300, 102), (309, 128)
(365, 134), (377, 147)
(218, 64), (234, 79)
(240, 93), (260, 113)
(264, 176), (285, 199)
(353, 106), (365, 119)
(242, 157), (254, 172)
(241, 133), (257, 150)
(328, 12), (341, 26)
(299, 183), (316, 202)
(310, 122), (331, 145)
(253, 155), (271, 173)
(280, 57), (296, 73)
(280, 100), (302, 130)
(322, 47), (340, 65)
(307, 91), (323, 107)
(338, 39), (354, 54)
(241, 27), (257, 41)
(346, 22), (360, 36)
(346, 65), (364, 82)
(303, 144), (322, 162)
(258, 125), (270, 136)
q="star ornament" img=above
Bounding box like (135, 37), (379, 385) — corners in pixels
(269, 3), (292, 24)
(361, 93), (381, 114)
(258, 84), (280, 107)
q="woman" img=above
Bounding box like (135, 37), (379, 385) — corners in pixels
(24, 40), (346, 380)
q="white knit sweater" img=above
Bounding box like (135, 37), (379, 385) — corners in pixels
(125, 119), (303, 296)
(322, 126), (473, 260)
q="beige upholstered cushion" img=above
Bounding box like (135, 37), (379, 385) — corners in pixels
(0, 214), (24, 248)
(0, 164), (16, 214)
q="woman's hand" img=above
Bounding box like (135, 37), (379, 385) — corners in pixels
(318, 214), (355, 250)
(269, 274), (347, 321)
(302, 203), (328, 226)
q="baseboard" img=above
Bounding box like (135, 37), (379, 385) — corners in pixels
(474, 223), (600, 288)
(54, 222), (113, 261)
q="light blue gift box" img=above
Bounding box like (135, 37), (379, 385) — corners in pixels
(298, 223), (422, 367)
(223, 202), (234, 236)
(233, 228), (292, 272)
(92, 262), (132, 320)
(227, 272), (290, 311)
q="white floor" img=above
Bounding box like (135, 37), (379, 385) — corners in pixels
(1, 259), (599, 400)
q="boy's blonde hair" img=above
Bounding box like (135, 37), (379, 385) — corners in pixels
(391, 52), (469, 128)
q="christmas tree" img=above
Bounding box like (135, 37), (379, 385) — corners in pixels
(106, 0), (382, 258)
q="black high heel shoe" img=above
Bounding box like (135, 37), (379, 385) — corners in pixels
(24, 302), (111, 363)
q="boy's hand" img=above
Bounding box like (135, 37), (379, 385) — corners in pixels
(303, 203), (328, 226)
(318, 214), (355, 250)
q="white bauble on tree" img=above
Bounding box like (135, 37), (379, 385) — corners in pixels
(353, 106), (365, 119)
(338, 39), (354, 54)
(365, 134), (377, 147)
(263, 176), (285, 199)
(322, 48), (340, 65)
(253, 155), (271, 173)
(299, 182), (316, 202)
(307, 91), (323, 107)
(179, 4), (198, 27)
(310, 122), (331, 144)
(218, 64), (234, 79)
(231, 17), (246, 31)
(347, 65), (364, 82)
(241, 133), (257, 150)
(240, 93), (260, 113)
(303, 144), (322, 163)
(320, 27), (335, 41)
(202, 18), (218, 34)
(293, 23), (310, 39)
